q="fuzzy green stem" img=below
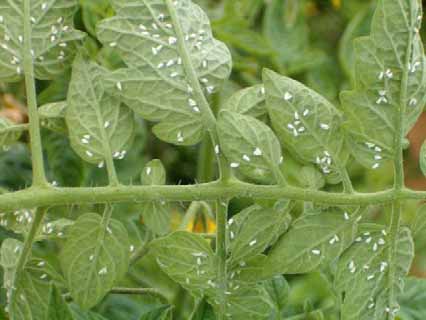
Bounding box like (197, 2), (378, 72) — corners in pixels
(23, 0), (48, 187)
(215, 199), (229, 320)
(197, 137), (215, 182)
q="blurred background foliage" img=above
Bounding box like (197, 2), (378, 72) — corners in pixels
(2, 0), (426, 319)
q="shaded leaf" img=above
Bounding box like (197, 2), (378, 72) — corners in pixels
(398, 277), (426, 320)
(0, 117), (23, 148)
(47, 285), (73, 320)
(60, 213), (130, 309)
(139, 305), (173, 320)
(39, 101), (67, 134)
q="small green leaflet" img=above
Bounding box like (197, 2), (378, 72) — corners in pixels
(151, 231), (217, 298)
(140, 160), (170, 235)
(47, 285), (73, 320)
(263, 69), (347, 181)
(222, 84), (267, 118)
(139, 305), (173, 320)
(264, 275), (289, 313)
(97, 0), (232, 145)
(263, 208), (358, 277)
(66, 56), (135, 167)
(0, 0), (85, 82)
(39, 101), (67, 134)
(217, 110), (283, 183)
(1, 239), (65, 320)
(341, 0), (426, 170)
(227, 204), (291, 268)
(60, 213), (130, 309)
(335, 225), (414, 320)
(207, 285), (275, 320)
(0, 117), (23, 149)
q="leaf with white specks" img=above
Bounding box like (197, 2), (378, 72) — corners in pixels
(60, 213), (130, 309)
(39, 101), (67, 133)
(97, 0), (232, 145)
(217, 110), (283, 183)
(263, 69), (347, 181)
(262, 208), (359, 277)
(341, 0), (426, 170)
(223, 84), (267, 118)
(227, 204), (292, 269)
(0, 117), (23, 148)
(151, 231), (217, 298)
(65, 56), (135, 166)
(335, 225), (414, 320)
(0, 0), (85, 82)
(140, 159), (170, 235)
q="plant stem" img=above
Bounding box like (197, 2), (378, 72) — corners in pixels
(8, 207), (47, 312)
(179, 201), (203, 230)
(23, 0), (48, 187)
(129, 243), (150, 266)
(3, 185), (426, 212)
(110, 287), (169, 304)
(197, 137), (215, 182)
(215, 199), (229, 320)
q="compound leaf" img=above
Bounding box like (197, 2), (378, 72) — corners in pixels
(263, 208), (359, 277)
(151, 231), (216, 298)
(0, 117), (23, 149)
(66, 56), (135, 166)
(60, 213), (130, 309)
(97, 0), (232, 145)
(341, 0), (426, 170)
(0, 0), (85, 81)
(217, 110), (283, 183)
(263, 69), (347, 181)
(335, 225), (414, 320)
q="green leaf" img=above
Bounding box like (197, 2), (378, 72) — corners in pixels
(222, 84), (267, 118)
(39, 101), (67, 134)
(296, 166), (325, 190)
(151, 231), (216, 298)
(217, 110), (283, 183)
(335, 225), (414, 320)
(97, 0), (232, 145)
(398, 277), (426, 320)
(263, 0), (324, 74)
(412, 204), (426, 246)
(0, 117), (23, 149)
(60, 213), (130, 309)
(263, 208), (359, 276)
(140, 160), (170, 235)
(70, 305), (109, 320)
(66, 56), (135, 166)
(139, 305), (173, 320)
(0, 0), (85, 81)
(208, 285), (275, 320)
(263, 69), (347, 180)
(227, 205), (291, 268)
(264, 275), (289, 312)
(1, 239), (65, 320)
(341, 0), (426, 170)
(47, 285), (73, 320)
(141, 159), (166, 185)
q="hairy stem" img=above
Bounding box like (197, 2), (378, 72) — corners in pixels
(215, 199), (229, 320)
(197, 137), (215, 182)
(3, 184), (426, 212)
(23, 0), (48, 187)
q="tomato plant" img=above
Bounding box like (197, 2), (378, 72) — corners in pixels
(1, 0), (426, 319)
